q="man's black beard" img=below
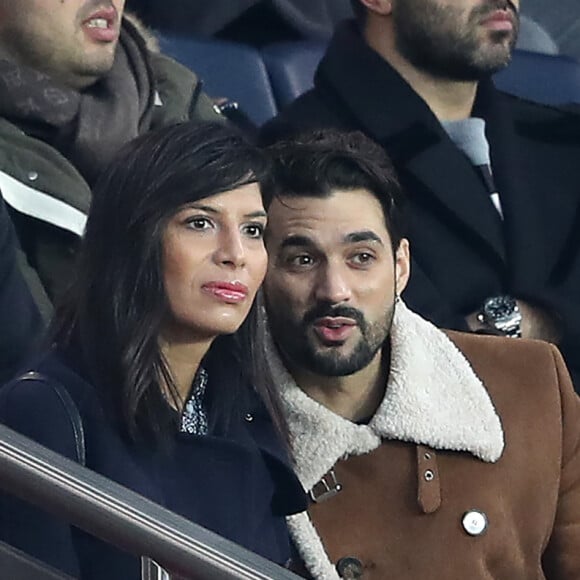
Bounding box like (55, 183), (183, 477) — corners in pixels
(393, 0), (520, 82)
(269, 301), (395, 377)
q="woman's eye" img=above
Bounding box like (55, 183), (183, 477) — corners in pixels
(243, 223), (265, 239)
(185, 217), (213, 230)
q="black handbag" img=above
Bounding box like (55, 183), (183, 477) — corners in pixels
(15, 371), (86, 466)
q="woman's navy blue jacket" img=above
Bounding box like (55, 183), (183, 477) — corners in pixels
(0, 347), (306, 578)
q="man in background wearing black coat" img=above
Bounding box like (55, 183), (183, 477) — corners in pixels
(262, 0), (580, 387)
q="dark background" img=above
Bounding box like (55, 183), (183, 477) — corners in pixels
(126, 0), (580, 59)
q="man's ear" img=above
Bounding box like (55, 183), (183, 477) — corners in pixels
(359, 0), (393, 17)
(394, 238), (411, 296)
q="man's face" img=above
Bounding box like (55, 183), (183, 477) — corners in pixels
(391, 0), (520, 80)
(264, 188), (410, 377)
(0, 0), (126, 89)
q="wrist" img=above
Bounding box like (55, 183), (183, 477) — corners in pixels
(476, 295), (522, 338)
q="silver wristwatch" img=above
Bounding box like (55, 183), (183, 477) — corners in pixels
(477, 295), (522, 338)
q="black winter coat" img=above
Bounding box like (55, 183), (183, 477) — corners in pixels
(0, 348), (306, 578)
(0, 195), (43, 384)
(262, 21), (580, 387)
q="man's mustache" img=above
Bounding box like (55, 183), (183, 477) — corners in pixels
(80, 0), (117, 19)
(303, 304), (366, 328)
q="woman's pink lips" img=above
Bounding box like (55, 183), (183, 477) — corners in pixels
(202, 282), (249, 303)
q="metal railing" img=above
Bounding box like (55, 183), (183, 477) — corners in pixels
(0, 423), (302, 579)
(0, 540), (74, 579)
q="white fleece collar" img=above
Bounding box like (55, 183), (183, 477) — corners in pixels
(265, 300), (504, 492)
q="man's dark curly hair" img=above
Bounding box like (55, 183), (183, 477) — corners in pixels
(264, 128), (407, 252)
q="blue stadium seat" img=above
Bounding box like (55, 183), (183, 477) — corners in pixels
(158, 34), (278, 126)
(495, 50), (580, 106)
(517, 15), (559, 56)
(262, 41), (326, 113)
(263, 42), (580, 110)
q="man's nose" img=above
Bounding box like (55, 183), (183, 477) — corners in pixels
(314, 264), (352, 303)
(213, 229), (246, 268)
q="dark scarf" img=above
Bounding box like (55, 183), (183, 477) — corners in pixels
(0, 18), (155, 186)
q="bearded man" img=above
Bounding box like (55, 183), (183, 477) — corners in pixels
(0, 0), (221, 306)
(261, 0), (580, 389)
(261, 130), (580, 579)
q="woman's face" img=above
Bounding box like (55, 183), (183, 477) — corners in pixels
(162, 183), (267, 341)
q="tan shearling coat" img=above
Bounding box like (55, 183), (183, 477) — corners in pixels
(266, 302), (580, 579)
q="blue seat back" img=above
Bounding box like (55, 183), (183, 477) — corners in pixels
(159, 34), (278, 126)
(517, 15), (559, 55)
(494, 50), (580, 105)
(262, 41), (326, 111)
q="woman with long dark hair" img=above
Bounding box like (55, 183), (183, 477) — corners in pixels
(0, 122), (305, 578)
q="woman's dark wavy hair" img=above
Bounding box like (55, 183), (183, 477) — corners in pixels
(52, 121), (285, 445)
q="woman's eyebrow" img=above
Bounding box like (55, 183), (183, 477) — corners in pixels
(181, 205), (267, 219)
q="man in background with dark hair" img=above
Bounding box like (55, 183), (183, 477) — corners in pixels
(0, 0), (222, 308)
(262, 129), (580, 580)
(262, 0), (580, 387)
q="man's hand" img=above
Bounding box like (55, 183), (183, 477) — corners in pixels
(466, 300), (562, 343)
(516, 300), (562, 343)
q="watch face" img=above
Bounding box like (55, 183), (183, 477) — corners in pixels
(483, 295), (517, 321)
(480, 295), (522, 337)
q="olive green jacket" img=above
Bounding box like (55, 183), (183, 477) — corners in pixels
(0, 51), (222, 316)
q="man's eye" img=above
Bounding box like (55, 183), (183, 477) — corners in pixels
(350, 252), (375, 266)
(185, 217), (213, 230)
(243, 223), (265, 239)
(288, 254), (314, 267)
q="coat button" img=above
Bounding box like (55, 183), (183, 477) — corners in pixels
(462, 510), (488, 536)
(27, 171), (39, 181)
(244, 413), (254, 422)
(336, 556), (363, 579)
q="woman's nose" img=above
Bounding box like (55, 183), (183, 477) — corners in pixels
(213, 229), (246, 268)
